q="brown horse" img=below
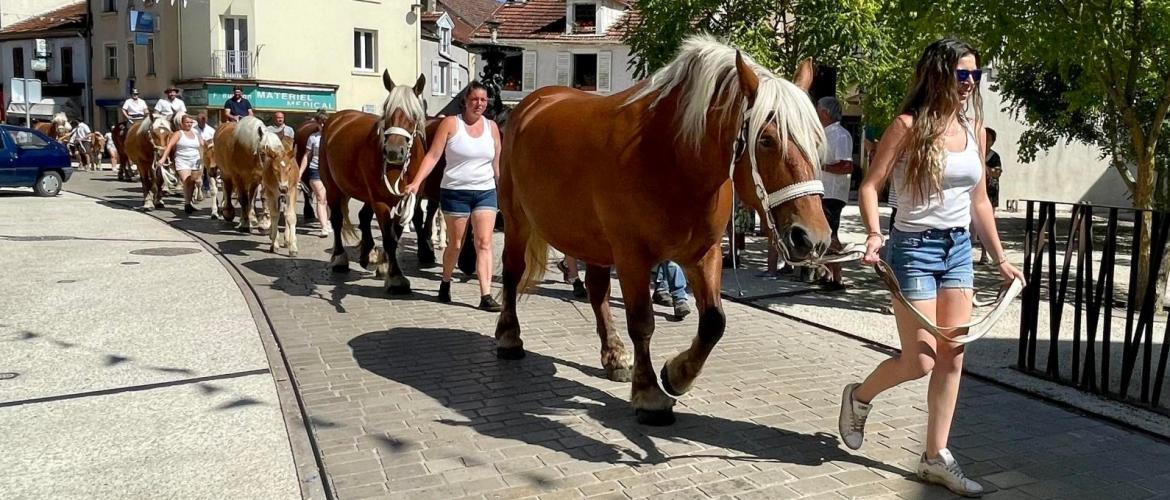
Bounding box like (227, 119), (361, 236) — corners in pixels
(496, 36), (832, 425)
(320, 70), (426, 293)
(87, 132), (107, 171)
(33, 113), (71, 145)
(123, 114), (173, 210)
(214, 116), (294, 241)
(113, 121), (135, 181)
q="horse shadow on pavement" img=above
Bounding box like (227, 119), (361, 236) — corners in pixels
(349, 327), (906, 475)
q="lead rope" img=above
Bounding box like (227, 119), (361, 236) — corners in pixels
(380, 126), (418, 232)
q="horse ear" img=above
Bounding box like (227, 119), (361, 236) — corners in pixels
(413, 73), (427, 97)
(794, 57), (815, 91)
(735, 51), (759, 104)
(383, 69), (396, 92)
(257, 125), (265, 138)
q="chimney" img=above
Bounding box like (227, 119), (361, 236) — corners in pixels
(424, 0), (436, 11)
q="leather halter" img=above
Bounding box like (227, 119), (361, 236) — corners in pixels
(378, 124), (419, 228)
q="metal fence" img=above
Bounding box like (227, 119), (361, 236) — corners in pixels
(212, 50), (255, 79)
(1019, 200), (1170, 413)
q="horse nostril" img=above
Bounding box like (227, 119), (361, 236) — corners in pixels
(787, 226), (815, 252)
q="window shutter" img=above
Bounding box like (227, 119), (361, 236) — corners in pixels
(450, 69), (460, 97)
(556, 51), (571, 87)
(431, 61), (442, 95)
(522, 50), (537, 92)
(597, 51), (612, 93)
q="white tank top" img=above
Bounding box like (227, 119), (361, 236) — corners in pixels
(891, 127), (982, 232)
(174, 130), (202, 169)
(440, 116), (496, 190)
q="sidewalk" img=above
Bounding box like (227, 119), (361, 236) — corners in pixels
(0, 189), (300, 499)
(60, 172), (1170, 499)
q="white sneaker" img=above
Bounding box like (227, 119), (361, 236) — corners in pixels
(917, 449), (984, 497)
(838, 382), (871, 450)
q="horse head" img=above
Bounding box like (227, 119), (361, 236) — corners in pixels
(256, 127), (293, 195)
(378, 69), (427, 169)
(148, 115), (173, 162)
(726, 53), (832, 263)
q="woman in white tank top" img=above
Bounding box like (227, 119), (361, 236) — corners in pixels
(405, 82), (502, 311)
(837, 39), (1026, 497)
(159, 113), (205, 215)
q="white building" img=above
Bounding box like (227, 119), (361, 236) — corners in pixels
(469, 0), (639, 104)
(0, 1), (88, 124)
(419, 0), (499, 115)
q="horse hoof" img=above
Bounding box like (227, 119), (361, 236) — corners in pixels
(606, 367), (632, 383)
(154, 202), (165, 209)
(496, 346), (526, 360)
(659, 364), (684, 398)
(387, 284), (412, 295)
(210, 214), (220, 220)
(635, 408), (676, 426)
(236, 226), (249, 234)
(289, 250), (298, 258)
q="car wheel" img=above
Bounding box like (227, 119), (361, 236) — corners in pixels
(34, 171), (63, 197)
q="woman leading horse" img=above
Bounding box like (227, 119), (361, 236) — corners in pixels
(496, 36), (833, 425)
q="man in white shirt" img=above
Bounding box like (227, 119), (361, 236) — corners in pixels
(266, 111), (294, 138)
(70, 120), (93, 170)
(817, 96), (854, 290)
(155, 87), (188, 127)
(121, 89), (148, 122)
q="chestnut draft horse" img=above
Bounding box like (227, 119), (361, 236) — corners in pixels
(123, 114), (173, 210)
(33, 113), (71, 145)
(214, 117), (299, 256)
(320, 70), (427, 294)
(113, 122), (135, 181)
(497, 36), (832, 425)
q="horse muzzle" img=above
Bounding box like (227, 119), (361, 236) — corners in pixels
(778, 220), (830, 263)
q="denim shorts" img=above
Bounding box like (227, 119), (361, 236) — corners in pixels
(887, 227), (974, 301)
(440, 188), (498, 217)
(306, 168), (321, 181)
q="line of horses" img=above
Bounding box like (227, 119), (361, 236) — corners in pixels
(113, 36), (833, 426)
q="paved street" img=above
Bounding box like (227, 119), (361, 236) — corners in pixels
(38, 171), (1170, 499)
(0, 188), (301, 499)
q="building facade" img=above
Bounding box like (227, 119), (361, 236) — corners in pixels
(0, 1), (88, 125)
(89, 0), (421, 132)
(470, 0), (639, 104)
(418, 0), (499, 115)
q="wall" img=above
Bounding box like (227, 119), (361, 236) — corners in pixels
(0, 36), (87, 84)
(89, 1), (182, 106)
(492, 42), (636, 103)
(248, 0), (419, 112)
(420, 38), (471, 115)
(980, 79), (1130, 207)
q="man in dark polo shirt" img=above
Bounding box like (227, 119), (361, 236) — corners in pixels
(223, 86), (254, 122)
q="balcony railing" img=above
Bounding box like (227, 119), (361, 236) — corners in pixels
(212, 50), (255, 79)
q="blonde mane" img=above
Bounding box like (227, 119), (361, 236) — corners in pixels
(626, 35), (825, 169)
(51, 112), (72, 134)
(382, 85), (426, 136)
(234, 116), (285, 156)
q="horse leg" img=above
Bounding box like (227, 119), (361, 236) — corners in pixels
(237, 184), (254, 233)
(286, 188), (299, 258)
(493, 213), (528, 360)
(222, 177), (236, 223)
(209, 173), (221, 220)
(373, 202), (411, 295)
(357, 204), (377, 270)
(414, 200), (438, 268)
(153, 165), (166, 209)
(660, 245), (726, 401)
(586, 263), (632, 382)
(328, 196), (350, 272)
(138, 164), (152, 211)
(266, 185), (281, 253)
(616, 260), (675, 426)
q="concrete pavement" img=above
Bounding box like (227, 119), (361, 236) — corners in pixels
(0, 188), (301, 499)
(58, 171), (1170, 499)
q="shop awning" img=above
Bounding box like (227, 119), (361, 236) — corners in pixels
(6, 97), (81, 120)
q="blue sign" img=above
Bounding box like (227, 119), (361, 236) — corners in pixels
(135, 33), (151, 45)
(129, 11), (157, 33)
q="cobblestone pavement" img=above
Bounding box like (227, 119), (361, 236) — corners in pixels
(68, 172), (1170, 499)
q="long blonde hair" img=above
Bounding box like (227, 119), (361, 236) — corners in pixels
(898, 38), (983, 202)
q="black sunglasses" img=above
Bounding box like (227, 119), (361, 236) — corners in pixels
(956, 69), (983, 83)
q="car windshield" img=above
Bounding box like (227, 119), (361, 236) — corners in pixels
(7, 130), (49, 149)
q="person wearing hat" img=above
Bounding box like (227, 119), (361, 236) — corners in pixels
(121, 89), (148, 122)
(155, 86), (188, 127)
(223, 85), (254, 122)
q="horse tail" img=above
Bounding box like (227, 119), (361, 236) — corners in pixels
(518, 231), (549, 295)
(339, 202), (359, 246)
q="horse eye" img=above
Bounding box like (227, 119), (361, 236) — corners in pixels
(759, 136), (777, 148)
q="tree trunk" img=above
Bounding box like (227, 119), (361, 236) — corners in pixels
(1133, 155), (1161, 310)
(1157, 244), (1170, 312)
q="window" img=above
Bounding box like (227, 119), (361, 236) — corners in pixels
(8, 130), (49, 149)
(60, 47), (74, 84)
(501, 53), (523, 91)
(104, 44), (118, 79)
(431, 61), (450, 96)
(572, 53), (597, 91)
(104, 0), (118, 11)
(146, 37), (156, 75)
(127, 42), (136, 79)
(439, 26), (452, 55)
(353, 29), (376, 72)
(572, 3), (597, 34)
(12, 47), (24, 78)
